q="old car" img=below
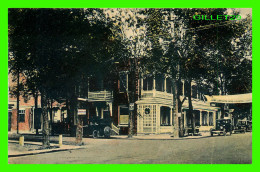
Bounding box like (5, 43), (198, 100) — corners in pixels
(84, 116), (112, 138)
(210, 119), (233, 136)
(233, 119), (247, 133)
(185, 126), (200, 136)
(234, 119), (252, 133)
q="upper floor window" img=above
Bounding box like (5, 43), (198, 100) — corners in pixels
(155, 75), (164, 92)
(143, 76), (153, 91)
(166, 78), (172, 93)
(19, 110), (25, 123)
(192, 85), (197, 99)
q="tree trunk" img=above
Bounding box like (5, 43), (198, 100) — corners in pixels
(173, 78), (179, 138)
(66, 97), (74, 136)
(177, 79), (184, 137)
(128, 110), (134, 138)
(34, 91), (39, 135)
(16, 71), (20, 134)
(74, 96), (82, 144)
(187, 79), (195, 134)
(50, 99), (54, 136)
(41, 89), (50, 148)
(128, 59), (136, 138)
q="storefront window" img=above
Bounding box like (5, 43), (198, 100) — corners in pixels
(160, 106), (170, 126)
(202, 112), (208, 126)
(209, 112), (214, 126)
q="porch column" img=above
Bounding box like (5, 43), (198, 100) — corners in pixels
(200, 110), (202, 126)
(207, 111), (209, 126)
(184, 110), (187, 127)
(153, 77), (156, 90)
(197, 86), (199, 99)
(213, 111), (216, 127)
(170, 107), (173, 126)
(141, 78), (143, 90)
(157, 105), (160, 134)
(164, 77), (167, 92)
(182, 80), (185, 96)
(96, 107), (98, 117)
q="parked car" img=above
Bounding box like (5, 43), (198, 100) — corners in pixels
(210, 119), (232, 136)
(234, 119), (252, 133)
(185, 125), (200, 136)
(84, 116), (112, 138)
(234, 120), (247, 133)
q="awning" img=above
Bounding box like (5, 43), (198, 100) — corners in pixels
(205, 93), (252, 104)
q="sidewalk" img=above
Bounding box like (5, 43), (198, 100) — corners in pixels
(8, 132), (211, 157)
(8, 140), (86, 158)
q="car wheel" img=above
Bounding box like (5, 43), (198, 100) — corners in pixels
(93, 130), (98, 138)
(104, 126), (111, 138)
(223, 129), (226, 136)
(210, 129), (213, 136)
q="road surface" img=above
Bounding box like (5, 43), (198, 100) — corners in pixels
(9, 132), (252, 164)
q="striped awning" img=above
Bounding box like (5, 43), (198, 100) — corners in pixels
(205, 93), (252, 104)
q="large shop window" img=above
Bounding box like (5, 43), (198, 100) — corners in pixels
(119, 106), (129, 125)
(19, 110), (25, 123)
(143, 76), (153, 91)
(195, 111), (200, 126)
(209, 112), (214, 126)
(160, 106), (170, 126)
(202, 112), (208, 126)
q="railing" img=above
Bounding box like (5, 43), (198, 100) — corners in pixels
(111, 123), (120, 135)
(88, 90), (113, 102)
(141, 90), (173, 100)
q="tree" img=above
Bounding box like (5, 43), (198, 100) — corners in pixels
(9, 8), (128, 145)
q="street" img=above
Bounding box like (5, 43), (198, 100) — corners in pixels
(8, 132), (252, 164)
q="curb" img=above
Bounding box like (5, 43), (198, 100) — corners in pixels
(8, 140), (87, 158)
(8, 147), (85, 158)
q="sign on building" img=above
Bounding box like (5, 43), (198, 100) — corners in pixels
(78, 109), (87, 115)
(129, 103), (134, 111)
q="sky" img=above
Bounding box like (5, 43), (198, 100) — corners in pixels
(227, 8), (252, 18)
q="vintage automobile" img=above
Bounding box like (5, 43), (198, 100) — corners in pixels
(185, 126), (200, 136)
(84, 116), (112, 138)
(210, 119), (233, 136)
(234, 119), (252, 133)
(233, 120), (247, 133)
(247, 121), (252, 132)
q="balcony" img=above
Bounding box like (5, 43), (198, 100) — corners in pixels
(142, 90), (173, 99)
(138, 90), (173, 106)
(88, 90), (113, 102)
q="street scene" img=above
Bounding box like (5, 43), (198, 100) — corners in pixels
(9, 132), (252, 164)
(8, 8), (252, 164)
